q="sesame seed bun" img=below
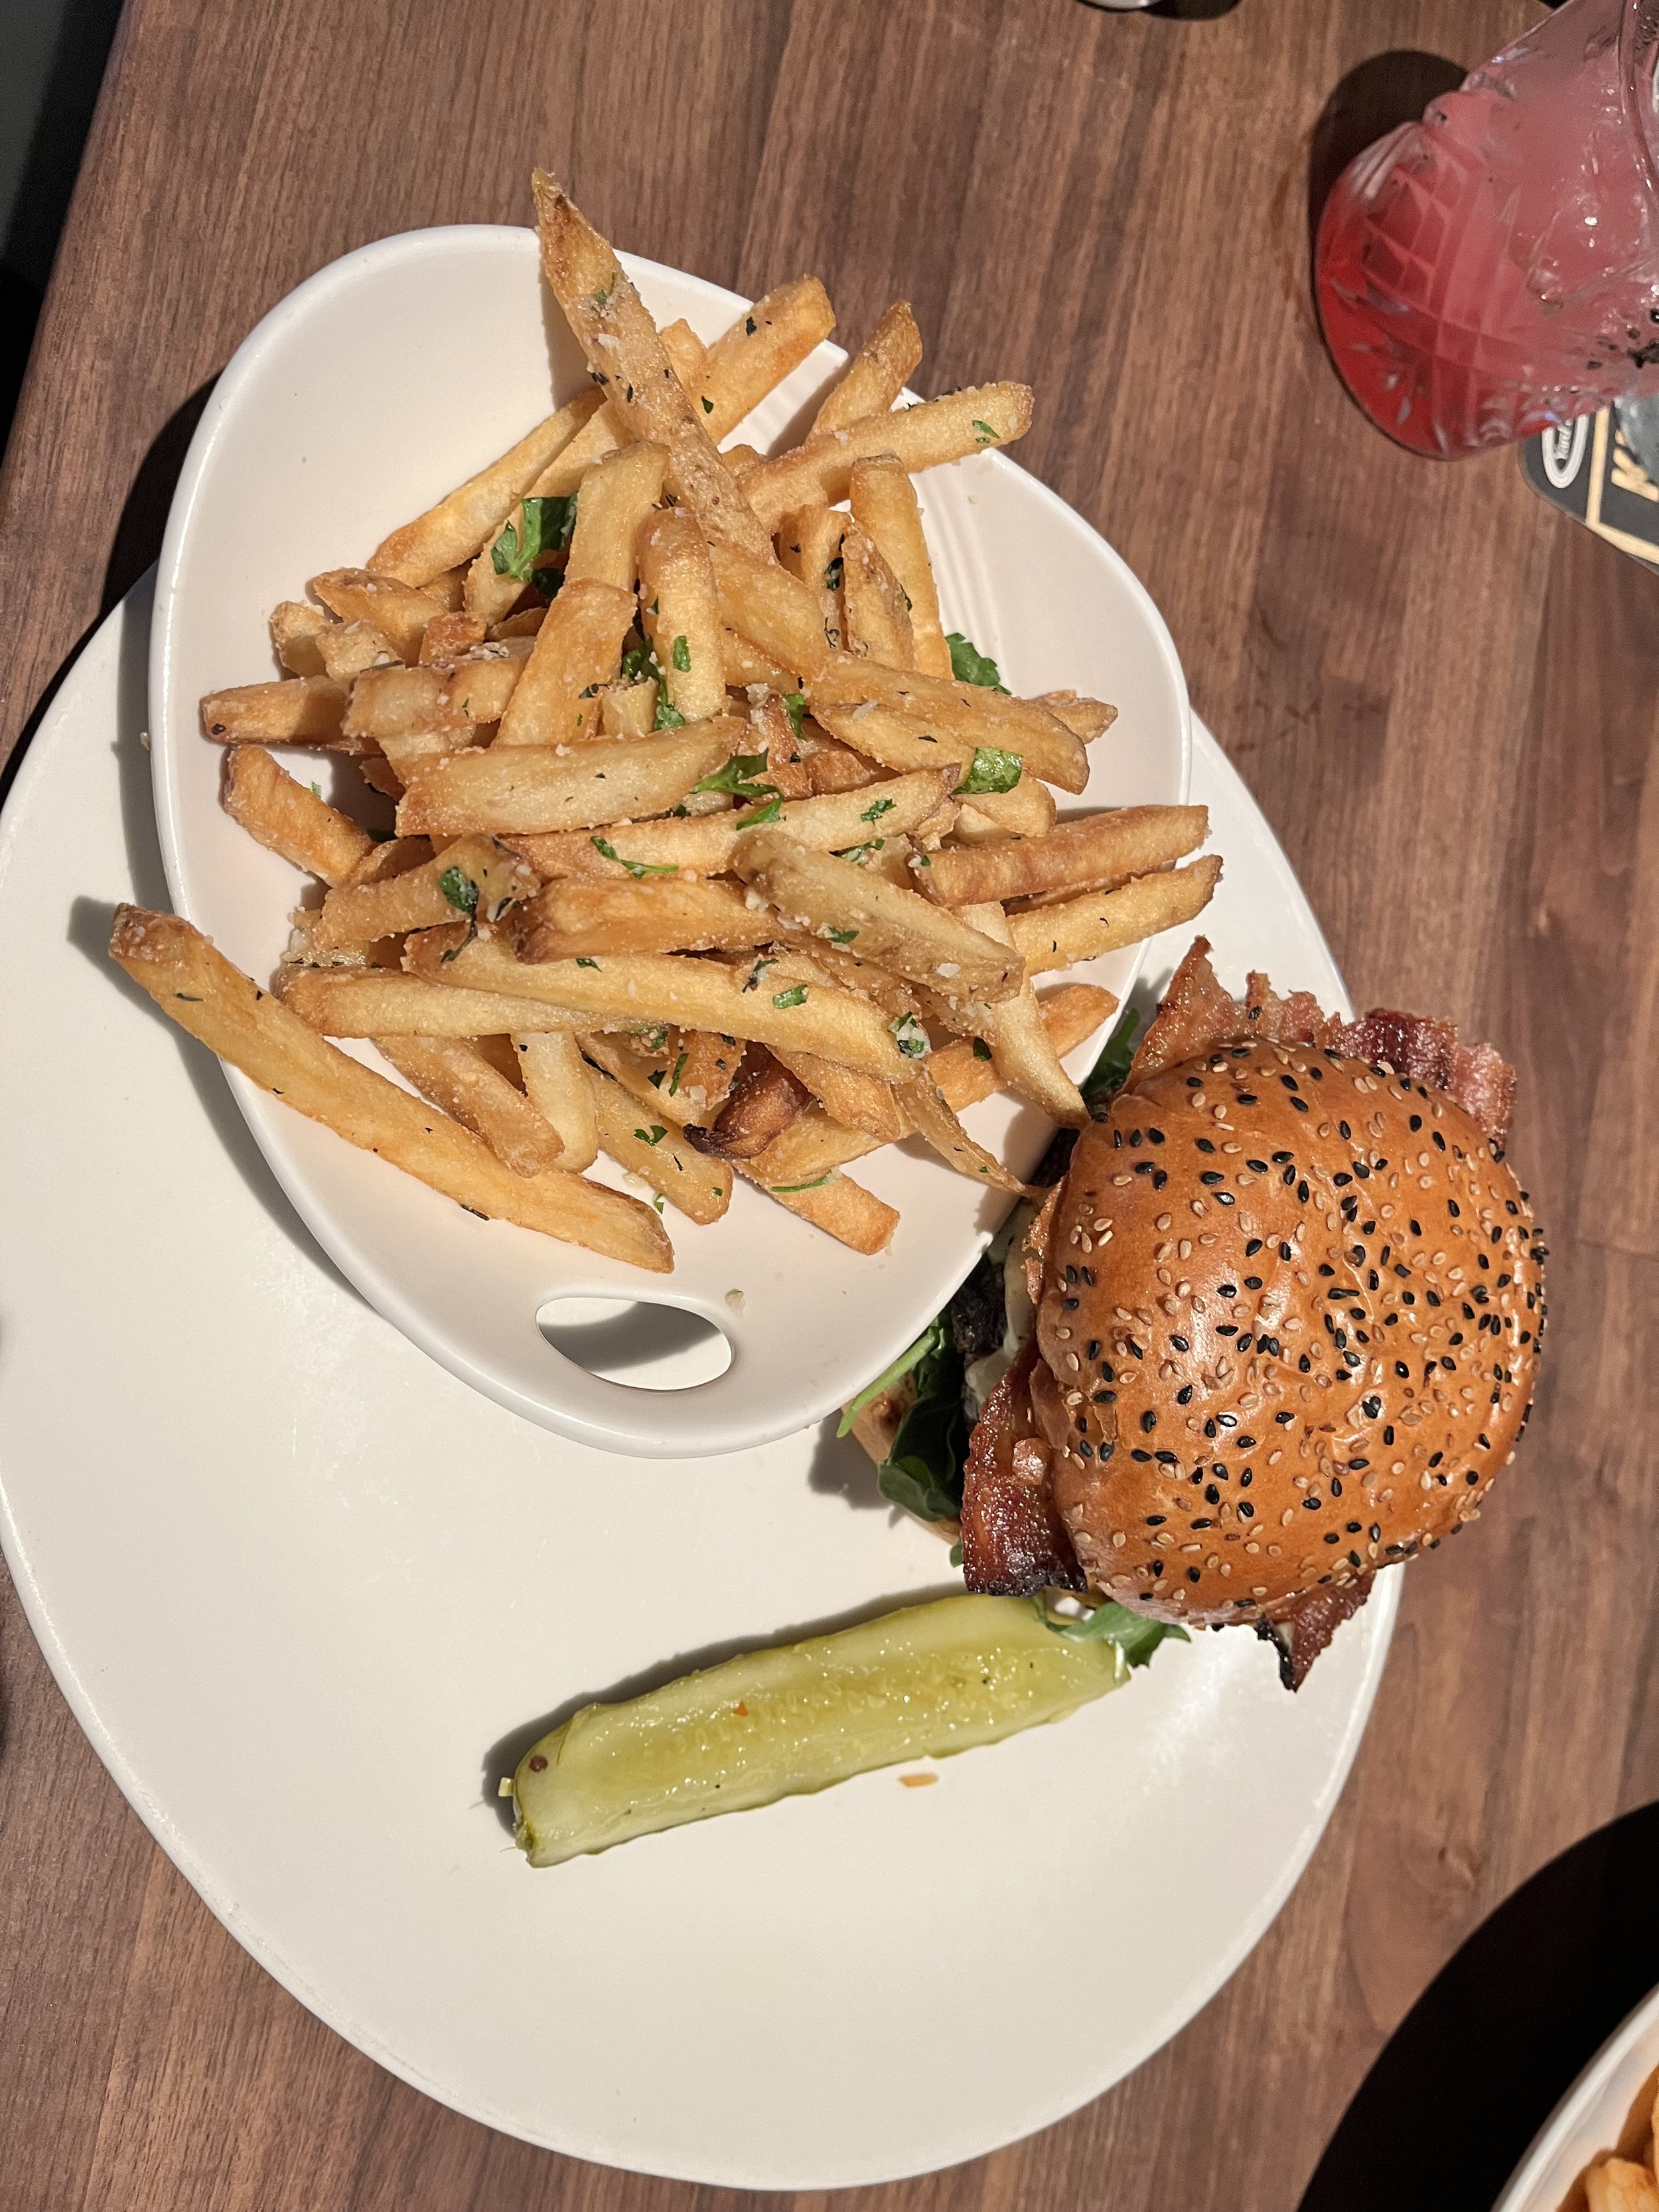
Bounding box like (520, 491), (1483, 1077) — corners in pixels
(1032, 1037), (1546, 1627)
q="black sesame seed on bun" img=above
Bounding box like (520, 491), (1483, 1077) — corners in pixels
(1032, 1038), (1546, 1629)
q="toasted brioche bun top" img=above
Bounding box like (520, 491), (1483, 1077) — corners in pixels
(1033, 1037), (1546, 1626)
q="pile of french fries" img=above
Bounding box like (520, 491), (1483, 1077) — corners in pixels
(1586, 2085), (1659, 2212)
(113, 171), (1218, 1275)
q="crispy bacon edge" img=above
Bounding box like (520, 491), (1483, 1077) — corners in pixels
(1254, 1576), (1376, 1691)
(959, 1337), (1086, 1595)
(1135, 937), (1516, 1151)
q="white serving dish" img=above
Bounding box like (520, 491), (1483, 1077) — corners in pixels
(1495, 1983), (1659, 2212)
(0, 579), (1392, 2190)
(148, 225), (1190, 1458)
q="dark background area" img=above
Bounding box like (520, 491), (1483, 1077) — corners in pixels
(1, 0), (123, 458)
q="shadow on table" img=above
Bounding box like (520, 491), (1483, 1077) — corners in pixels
(1299, 1801), (1659, 2211)
(1307, 49), (1464, 253)
(1, 382), (216, 819)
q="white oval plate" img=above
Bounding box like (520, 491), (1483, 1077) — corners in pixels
(0, 581), (1390, 2191)
(149, 225), (1190, 1460)
(1495, 1982), (1659, 2212)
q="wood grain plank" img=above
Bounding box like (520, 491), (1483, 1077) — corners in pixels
(3, 0), (1656, 2206)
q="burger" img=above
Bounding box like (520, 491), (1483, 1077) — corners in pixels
(851, 940), (1546, 1688)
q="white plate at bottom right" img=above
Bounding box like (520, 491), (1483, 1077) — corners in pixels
(1496, 1983), (1659, 2212)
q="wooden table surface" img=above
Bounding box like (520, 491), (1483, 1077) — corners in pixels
(3, 2), (1656, 2206)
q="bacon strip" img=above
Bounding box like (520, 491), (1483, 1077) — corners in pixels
(1127, 937), (1241, 1078)
(1255, 1575), (1374, 1690)
(1244, 970), (1325, 1045)
(960, 1339), (1085, 1595)
(1150, 941), (1518, 1150)
(1325, 1011), (1515, 1149)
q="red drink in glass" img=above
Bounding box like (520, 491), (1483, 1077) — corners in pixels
(1316, 0), (1659, 457)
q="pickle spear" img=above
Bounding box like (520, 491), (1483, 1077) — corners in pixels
(512, 1593), (1139, 1866)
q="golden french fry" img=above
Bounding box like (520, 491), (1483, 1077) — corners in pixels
(942, 982), (1112, 1106)
(766, 941), (922, 1023)
(423, 567), (468, 612)
(733, 826), (1021, 1002)
(809, 654), (1088, 793)
(748, 694), (811, 797)
(696, 277), (836, 441)
(718, 627), (794, 690)
(770, 1048), (906, 1143)
(776, 504), (847, 654)
(1007, 855), (1222, 974)
(839, 516), (914, 669)
(490, 605), (547, 641)
(495, 577), (636, 748)
(1037, 690), (1118, 743)
(111, 908), (670, 1268)
(463, 404), (629, 625)
(810, 301), (922, 437)
(310, 569), (445, 664)
(952, 780), (1058, 843)
(343, 650), (530, 743)
(314, 834), (537, 948)
(927, 805), (1210, 908)
(678, 1031), (741, 1119)
(802, 733), (884, 794)
(637, 510), (727, 722)
(739, 982), (1113, 1205)
(806, 698), (966, 780)
(532, 171), (772, 558)
(505, 766), (952, 881)
(739, 382), (1033, 531)
(317, 620), (397, 685)
(528, 404), (624, 496)
(581, 1028), (741, 1126)
(411, 930), (914, 1081)
(222, 747), (373, 886)
(565, 441), (668, 591)
(201, 676), (348, 747)
(376, 1035), (565, 1177)
(419, 611), (488, 664)
(1586, 2161), (1659, 2212)
(709, 542), (831, 680)
(951, 902), (1086, 1126)
(378, 733), (473, 792)
(508, 815), (738, 881)
(396, 719), (737, 838)
(658, 317), (709, 391)
(513, 1031), (599, 1171)
(369, 391), (604, 586)
(848, 455), (951, 678)
(900, 1068), (1027, 1194)
(269, 601), (332, 678)
(581, 1033), (696, 1127)
(338, 835), (433, 887)
(599, 678), (658, 735)
(276, 968), (589, 1038)
(734, 1149), (898, 1254)
(721, 443), (764, 472)
(588, 1069), (733, 1223)
(280, 913), (386, 974)
(514, 875), (774, 961)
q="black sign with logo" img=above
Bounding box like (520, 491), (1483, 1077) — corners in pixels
(1522, 409), (1659, 573)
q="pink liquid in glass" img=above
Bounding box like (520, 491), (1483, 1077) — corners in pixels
(1317, 0), (1659, 457)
